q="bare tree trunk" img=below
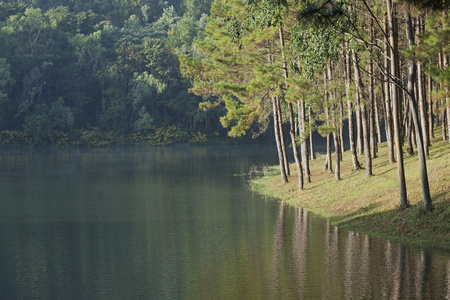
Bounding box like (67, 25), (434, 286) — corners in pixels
(369, 17), (377, 158)
(428, 74), (434, 139)
(356, 89), (363, 156)
(407, 112), (414, 155)
(328, 62), (340, 180)
(298, 99), (311, 183)
(333, 131), (341, 180)
(276, 96), (290, 176)
(352, 50), (372, 178)
(340, 100), (345, 157)
(442, 101), (447, 140)
(416, 15), (429, 156)
(387, 0), (408, 209)
(384, 14), (395, 164)
(272, 96), (288, 183)
(345, 42), (361, 170)
(406, 9), (432, 211)
(444, 53), (450, 144)
(309, 107), (316, 160)
(279, 26), (303, 189)
(438, 51), (447, 141)
(375, 95), (382, 143)
(324, 70), (333, 173)
(289, 102), (304, 190)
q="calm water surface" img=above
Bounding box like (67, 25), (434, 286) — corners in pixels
(0, 146), (449, 299)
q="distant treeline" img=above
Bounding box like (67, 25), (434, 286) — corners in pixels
(0, 0), (232, 146)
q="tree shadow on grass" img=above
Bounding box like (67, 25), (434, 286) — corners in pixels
(333, 196), (450, 249)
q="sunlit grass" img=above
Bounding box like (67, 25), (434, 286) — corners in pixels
(250, 127), (450, 249)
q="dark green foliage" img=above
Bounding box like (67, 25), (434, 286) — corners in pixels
(0, 0), (222, 146)
(401, 0), (449, 10)
(23, 97), (74, 144)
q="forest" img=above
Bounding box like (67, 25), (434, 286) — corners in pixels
(180, 0), (449, 212)
(0, 0), (223, 147)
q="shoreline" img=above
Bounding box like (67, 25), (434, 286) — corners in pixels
(249, 129), (450, 250)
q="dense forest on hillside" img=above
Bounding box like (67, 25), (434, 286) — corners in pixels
(181, 0), (449, 211)
(0, 0), (231, 146)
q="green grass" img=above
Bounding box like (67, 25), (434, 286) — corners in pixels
(250, 128), (450, 250)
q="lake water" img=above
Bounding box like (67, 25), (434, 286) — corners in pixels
(0, 146), (448, 299)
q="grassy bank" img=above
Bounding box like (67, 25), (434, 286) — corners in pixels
(250, 129), (450, 250)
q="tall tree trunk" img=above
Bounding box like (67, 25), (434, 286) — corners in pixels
(352, 50), (372, 178)
(369, 17), (377, 158)
(324, 70), (333, 174)
(416, 15), (429, 156)
(356, 88), (363, 156)
(407, 112), (414, 155)
(298, 98), (311, 183)
(387, 0), (408, 209)
(438, 51), (447, 141)
(268, 53), (290, 178)
(309, 107), (316, 160)
(428, 74), (434, 139)
(328, 61), (340, 180)
(345, 42), (361, 170)
(289, 102), (304, 190)
(384, 14), (395, 164)
(441, 101), (447, 140)
(340, 99), (345, 157)
(444, 53), (450, 144)
(276, 96), (290, 176)
(279, 26), (303, 189)
(375, 95), (382, 144)
(405, 9), (432, 211)
(333, 131), (341, 180)
(272, 96), (288, 183)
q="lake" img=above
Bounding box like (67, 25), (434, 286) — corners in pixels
(0, 146), (449, 299)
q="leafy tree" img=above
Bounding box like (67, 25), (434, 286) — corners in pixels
(0, 57), (14, 128)
(23, 97), (73, 144)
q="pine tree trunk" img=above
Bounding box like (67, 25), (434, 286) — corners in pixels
(369, 17), (377, 158)
(276, 96), (290, 176)
(442, 102), (447, 140)
(416, 15), (429, 156)
(428, 74), (434, 139)
(279, 26), (303, 189)
(405, 9), (432, 211)
(324, 69), (332, 174)
(289, 102), (304, 190)
(407, 112), (414, 155)
(309, 107), (316, 160)
(375, 95), (382, 144)
(333, 131), (340, 180)
(384, 14), (395, 164)
(352, 50), (372, 178)
(356, 90), (363, 156)
(272, 96), (288, 183)
(438, 51), (447, 141)
(444, 53), (450, 144)
(387, 0), (408, 208)
(328, 61), (340, 180)
(298, 99), (311, 183)
(345, 42), (361, 170)
(340, 100), (345, 157)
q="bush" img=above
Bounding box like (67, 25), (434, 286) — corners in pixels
(0, 130), (34, 147)
(129, 125), (188, 146)
(78, 127), (125, 147)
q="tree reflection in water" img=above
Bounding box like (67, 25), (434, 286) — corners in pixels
(271, 202), (450, 299)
